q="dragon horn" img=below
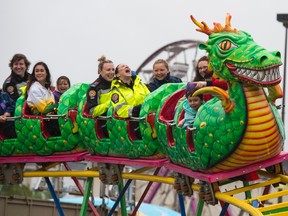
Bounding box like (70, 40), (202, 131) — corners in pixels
(225, 13), (237, 31)
(190, 15), (212, 35)
(191, 13), (237, 34)
(225, 13), (232, 27)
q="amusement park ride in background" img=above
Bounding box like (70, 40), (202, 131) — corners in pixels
(136, 39), (205, 82)
(1, 13), (288, 216)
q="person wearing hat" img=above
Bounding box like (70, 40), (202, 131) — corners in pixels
(110, 64), (150, 118)
(178, 82), (203, 128)
(86, 56), (115, 117)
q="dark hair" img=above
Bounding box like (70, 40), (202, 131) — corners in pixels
(193, 56), (209, 82)
(98, 55), (113, 74)
(25, 62), (52, 98)
(185, 82), (203, 100)
(114, 64), (120, 75)
(9, 53), (31, 71)
(56, 76), (71, 87)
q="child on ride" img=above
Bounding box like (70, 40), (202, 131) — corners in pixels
(53, 76), (71, 104)
(0, 90), (16, 138)
(178, 82), (203, 128)
(148, 59), (182, 92)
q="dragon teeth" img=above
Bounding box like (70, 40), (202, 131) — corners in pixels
(236, 67), (279, 82)
(259, 71), (266, 81)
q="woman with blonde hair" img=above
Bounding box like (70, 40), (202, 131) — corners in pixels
(86, 56), (115, 117)
(148, 59), (182, 92)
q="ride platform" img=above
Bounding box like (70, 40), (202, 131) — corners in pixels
(0, 152), (88, 164)
(165, 151), (288, 183)
(164, 152), (288, 216)
(85, 154), (168, 167)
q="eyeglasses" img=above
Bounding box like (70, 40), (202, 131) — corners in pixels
(198, 66), (208, 71)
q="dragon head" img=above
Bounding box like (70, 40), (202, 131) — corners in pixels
(191, 13), (282, 87)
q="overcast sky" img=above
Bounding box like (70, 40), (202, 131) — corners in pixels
(1, 0), (287, 84)
(1, 1), (288, 148)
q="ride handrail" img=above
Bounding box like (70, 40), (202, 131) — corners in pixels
(187, 126), (196, 131)
(5, 116), (21, 121)
(130, 116), (146, 121)
(166, 120), (176, 126)
(44, 113), (66, 120)
(97, 115), (112, 120)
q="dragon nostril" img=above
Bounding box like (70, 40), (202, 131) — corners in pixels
(260, 55), (268, 63)
(273, 51), (281, 58)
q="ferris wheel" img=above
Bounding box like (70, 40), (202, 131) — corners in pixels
(136, 39), (205, 82)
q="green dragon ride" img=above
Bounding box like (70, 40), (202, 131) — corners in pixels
(0, 83), (89, 156)
(156, 13), (284, 173)
(77, 83), (185, 158)
(0, 13), (284, 175)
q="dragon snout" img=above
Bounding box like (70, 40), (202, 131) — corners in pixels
(251, 50), (282, 65)
(272, 50), (281, 58)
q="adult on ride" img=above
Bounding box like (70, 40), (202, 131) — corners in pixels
(25, 62), (60, 136)
(111, 64), (150, 118)
(3, 53), (31, 102)
(86, 56), (115, 117)
(193, 56), (228, 101)
(148, 59), (182, 92)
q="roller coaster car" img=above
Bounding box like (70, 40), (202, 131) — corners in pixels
(0, 120), (18, 156)
(82, 101), (109, 139)
(77, 96), (111, 156)
(175, 104), (196, 153)
(22, 101), (59, 139)
(158, 89), (185, 146)
(157, 88), (196, 165)
(0, 121), (15, 141)
(0, 125), (4, 141)
(80, 83), (186, 159)
(2, 83), (89, 156)
(80, 95), (160, 158)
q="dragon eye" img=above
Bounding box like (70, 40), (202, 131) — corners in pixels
(219, 40), (236, 50)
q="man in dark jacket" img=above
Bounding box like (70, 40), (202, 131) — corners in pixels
(3, 54), (31, 102)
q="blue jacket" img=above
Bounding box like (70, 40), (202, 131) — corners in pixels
(182, 99), (197, 128)
(148, 73), (182, 92)
(0, 91), (15, 116)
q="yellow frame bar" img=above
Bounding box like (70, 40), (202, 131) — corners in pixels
(22, 168), (288, 216)
(215, 191), (263, 216)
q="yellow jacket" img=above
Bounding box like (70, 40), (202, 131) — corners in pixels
(110, 75), (150, 118)
(86, 76), (112, 117)
(92, 89), (112, 117)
